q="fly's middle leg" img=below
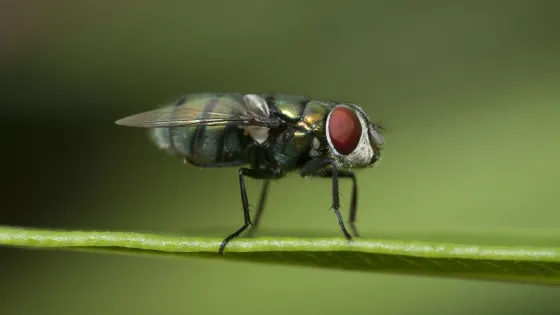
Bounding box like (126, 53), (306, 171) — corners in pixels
(246, 142), (277, 238)
(247, 179), (271, 237)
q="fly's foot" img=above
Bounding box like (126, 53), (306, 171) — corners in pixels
(219, 223), (250, 256)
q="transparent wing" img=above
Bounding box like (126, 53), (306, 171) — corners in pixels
(115, 106), (249, 128)
(115, 94), (271, 128)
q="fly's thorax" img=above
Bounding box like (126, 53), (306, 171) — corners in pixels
(322, 103), (384, 169)
(292, 100), (332, 159)
(264, 94), (310, 119)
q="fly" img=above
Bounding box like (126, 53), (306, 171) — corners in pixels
(115, 93), (385, 255)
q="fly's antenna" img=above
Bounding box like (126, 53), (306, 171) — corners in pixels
(373, 120), (389, 133)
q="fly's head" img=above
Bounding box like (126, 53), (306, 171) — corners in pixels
(319, 103), (384, 169)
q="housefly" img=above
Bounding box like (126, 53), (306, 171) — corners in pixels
(115, 93), (385, 255)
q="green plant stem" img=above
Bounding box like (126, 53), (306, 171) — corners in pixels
(1, 225), (560, 285)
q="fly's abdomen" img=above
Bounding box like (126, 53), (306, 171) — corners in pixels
(150, 124), (250, 166)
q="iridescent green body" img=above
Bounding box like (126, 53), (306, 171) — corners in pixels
(149, 93), (333, 174)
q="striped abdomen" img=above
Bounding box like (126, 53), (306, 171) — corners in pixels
(150, 123), (251, 166)
(148, 93), (253, 166)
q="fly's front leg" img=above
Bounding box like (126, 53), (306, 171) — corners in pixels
(299, 158), (353, 241)
(316, 169), (359, 237)
(219, 168), (280, 255)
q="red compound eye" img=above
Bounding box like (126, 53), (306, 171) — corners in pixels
(327, 106), (362, 155)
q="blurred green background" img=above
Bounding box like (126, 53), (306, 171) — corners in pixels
(2, 1), (560, 314)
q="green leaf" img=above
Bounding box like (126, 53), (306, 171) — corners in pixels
(1, 225), (560, 285)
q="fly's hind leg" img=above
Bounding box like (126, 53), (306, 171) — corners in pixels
(219, 168), (280, 255)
